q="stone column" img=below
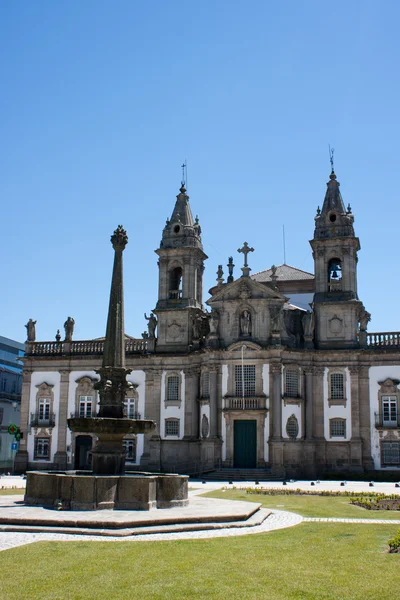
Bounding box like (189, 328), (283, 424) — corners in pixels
(349, 365), (363, 470)
(358, 365), (374, 470)
(140, 369), (162, 470)
(312, 366), (325, 439)
(14, 368), (32, 473)
(54, 370), (70, 470)
(349, 366), (361, 439)
(304, 368), (314, 440)
(209, 367), (218, 438)
(184, 367), (200, 439)
(270, 363), (282, 440)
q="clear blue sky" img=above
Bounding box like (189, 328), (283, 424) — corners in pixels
(2, 1), (400, 342)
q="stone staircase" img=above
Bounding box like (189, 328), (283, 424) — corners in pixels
(200, 468), (282, 482)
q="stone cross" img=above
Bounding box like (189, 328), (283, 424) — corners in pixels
(237, 242), (254, 268)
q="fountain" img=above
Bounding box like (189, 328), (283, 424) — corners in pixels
(25, 226), (188, 510)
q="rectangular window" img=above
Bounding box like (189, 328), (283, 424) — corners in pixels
(330, 419), (346, 437)
(124, 398), (138, 419)
(165, 419), (180, 436)
(202, 372), (210, 398)
(123, 439), (137, 462)
(34, 437), (50, 459)
(38, 398), (50, 421)
(382, 442), (400, 465)
(167, 375), (180, 402)
(0, 407), (3, 425)
(79, 395), (93, 418)
(235, 365), (256, 397)
(382, 396), (397, 425)
(285, 370), (299, 398)
(330, 373), (345, 400)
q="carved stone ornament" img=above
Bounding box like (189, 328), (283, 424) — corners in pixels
(378, 378), (400, 395)
(167, 320), (183, 341)
(286, 414), (299, 440)
(75, 376), (98, 395)
(328, 314), (343, 335)
(238, 281), (251, 299)
(383, 430), (399, 441)
(111, 225), (128, 251)
(201, 414), (210, 438)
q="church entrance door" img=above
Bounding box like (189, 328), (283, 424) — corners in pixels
(233, 420), (257, 468)
(74, 435), (92, 470)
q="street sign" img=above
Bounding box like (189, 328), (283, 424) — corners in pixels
(11, 443), (17, 450)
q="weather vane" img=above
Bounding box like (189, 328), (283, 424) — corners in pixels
(329, 145), (335, 172)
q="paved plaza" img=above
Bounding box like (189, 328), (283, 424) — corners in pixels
(1, 475), (400, 552)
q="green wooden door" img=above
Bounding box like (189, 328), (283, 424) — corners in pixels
(234, 420), (257, 468)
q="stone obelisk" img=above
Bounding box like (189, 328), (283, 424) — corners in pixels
(91, 225), (133, 474)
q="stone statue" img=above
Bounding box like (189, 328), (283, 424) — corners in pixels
(270, 306), (283, 332)
(55, 329), (61, 342)
(209, 310), (220, 335)
(64, 317), (75, 342)
(144, 312), (157, 338)
(192, 315), (202, 339)
(359, 308), (371, 332)
(25, 318), (36, 342)
(302, 311), (314, 338)
(240, 310), (251, 336)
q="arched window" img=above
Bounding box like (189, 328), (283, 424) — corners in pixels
(169, 267), (183, 300)
(328, 258), (342, 291)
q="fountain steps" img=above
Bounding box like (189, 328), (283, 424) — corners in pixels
(0, 495), (268, 536)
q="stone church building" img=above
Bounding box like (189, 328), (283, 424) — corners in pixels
(15, 170), (400, 477)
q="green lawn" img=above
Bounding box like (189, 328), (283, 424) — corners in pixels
(0, 489), (24, 495)
(203, 489), (400, 519)
(0, 524), (399, 599)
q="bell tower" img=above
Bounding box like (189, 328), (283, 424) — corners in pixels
(310, 169), (364, 348)
(154, 183), (207, 352)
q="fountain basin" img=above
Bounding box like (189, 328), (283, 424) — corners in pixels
(25, 471), (189, 511)
(67, 417), (156, 435)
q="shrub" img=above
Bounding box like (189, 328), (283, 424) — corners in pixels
(388, 531), (400, 553)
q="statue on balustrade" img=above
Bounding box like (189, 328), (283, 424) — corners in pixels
(359, 307), (371, 332)
(144, 312), (157, 338)
(64, 316), (75, 342)
(240, 310), (252, 336)
(25, 318), (37, 342)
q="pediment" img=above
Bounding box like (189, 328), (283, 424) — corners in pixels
(207, 276), (285, 305)
(378, 378), (400, 394)
(227, 341), (262, 352)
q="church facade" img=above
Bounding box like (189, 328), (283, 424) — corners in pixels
(15, 171), (400, 477)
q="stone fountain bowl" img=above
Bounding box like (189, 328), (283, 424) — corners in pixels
(67, 417), (156, 435)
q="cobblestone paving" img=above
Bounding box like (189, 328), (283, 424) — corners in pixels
(304, 517), (400, 524)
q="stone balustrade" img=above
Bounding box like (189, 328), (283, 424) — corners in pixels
(366, 332), (400, 348)
(223, 396), (267, 410)
(27, 338), (153, 357)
